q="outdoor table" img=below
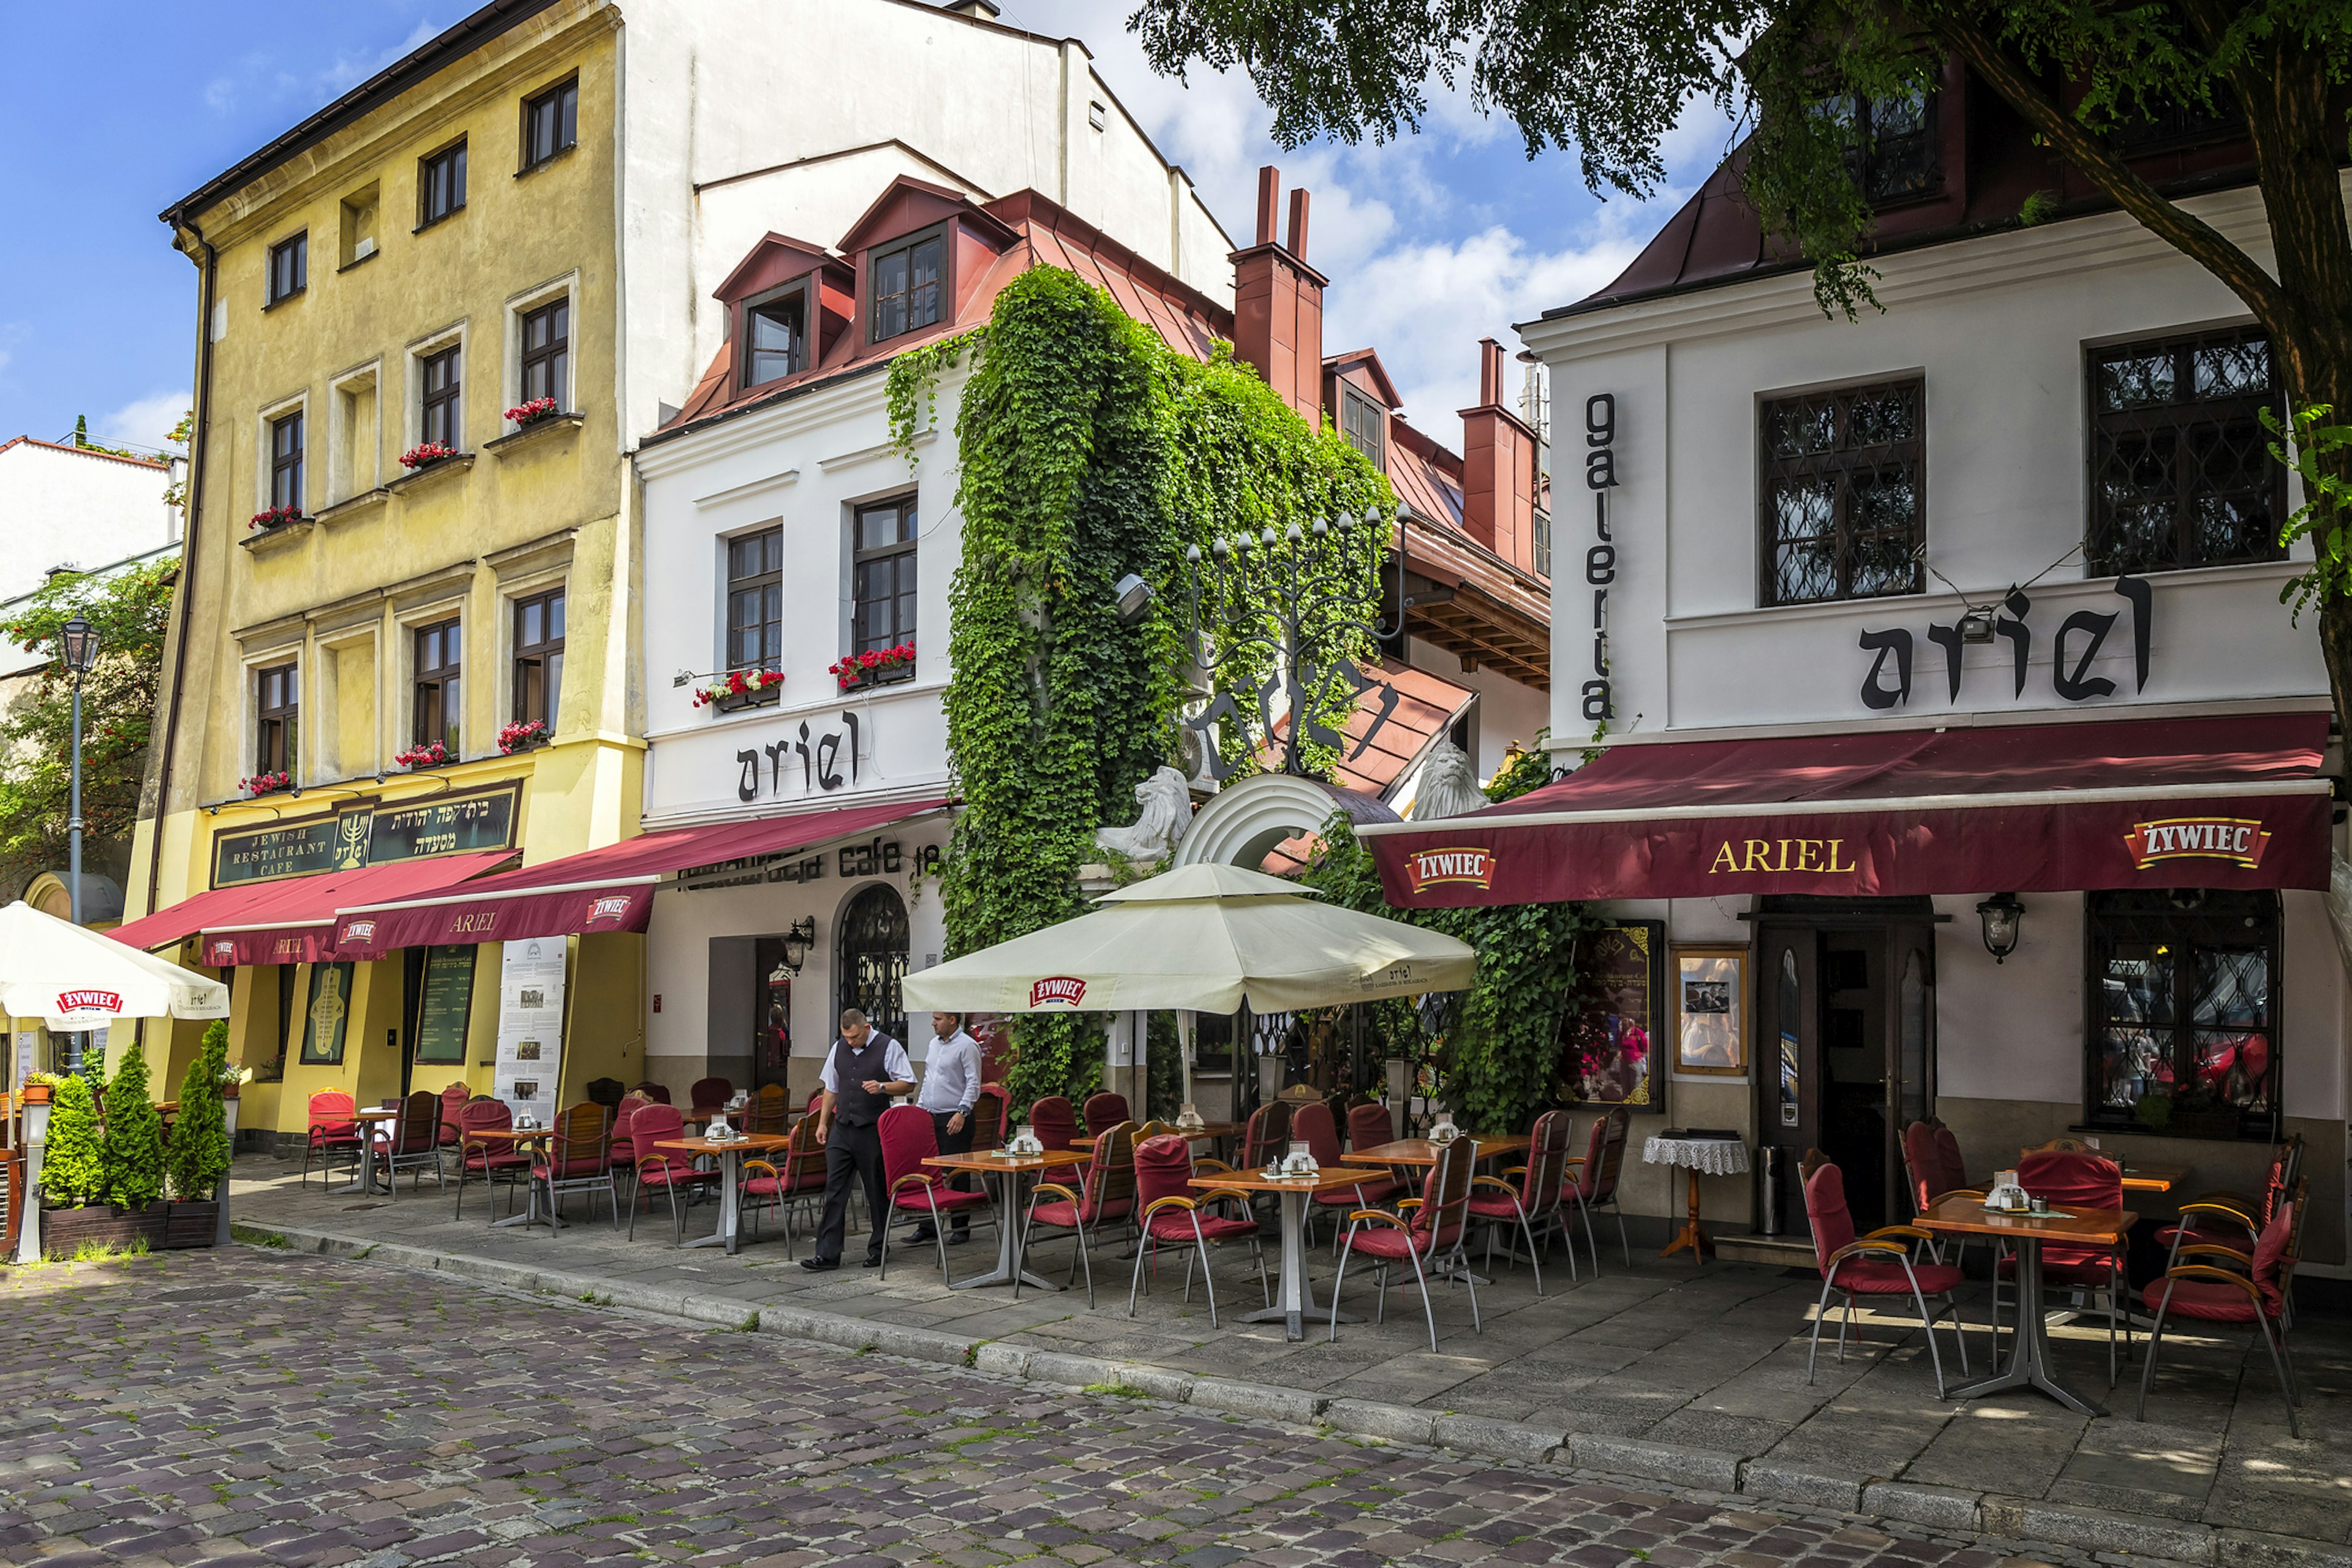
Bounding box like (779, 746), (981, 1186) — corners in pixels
(650, 1134), (791, 1254)
(338, 1108), (401, 1195)
(923, 1147), (1084, 1290)
(1642, 1134), (1750, 1262)
(1918, 1193), (2135, 1417)
(1191, 1166), (1369, 1341)
(2120, 1165), (2188, 1194)
(469, 1128), (559, 1230)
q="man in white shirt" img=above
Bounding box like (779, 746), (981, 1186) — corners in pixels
(908, 1011), (984, 1245)
(800, 1008), (916, 1272)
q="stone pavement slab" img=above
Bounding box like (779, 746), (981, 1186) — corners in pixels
(202, 1152), (2350, 1564)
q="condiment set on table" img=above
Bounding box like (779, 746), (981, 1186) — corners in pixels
(1001, 1124), (1044, 1156)
(1982, 1167), (2056, 1215)
(1265, 1140), (1319, 1180)
(703, 1091), (750, 1144)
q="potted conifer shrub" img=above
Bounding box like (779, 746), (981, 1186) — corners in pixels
(37, 1072), (111, 1255)
(100, 1041), (169, 1251)
(166, 1023), (232, 1248)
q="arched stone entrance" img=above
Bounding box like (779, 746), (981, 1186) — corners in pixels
(1172, 772), (1398, 870)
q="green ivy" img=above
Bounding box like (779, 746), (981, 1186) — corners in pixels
(102, 1039), (166, 1210)
(40, 1072), (105, 1207)
(889, 266), (1389, 1112)
(168, 1021), (232, 1202)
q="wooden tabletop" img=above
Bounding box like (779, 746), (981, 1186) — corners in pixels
(1075, 1121), (1241, 1150)
(461, 1126), (549, 1143)
(652, 1134), (791, 1156)
(1191, 1166), (1374, 1196)
(355, 1107), (402, 1120)
(1343, 1134), (1532, 1167)
(1915, 1192), (2135, 1244)
(925, 1148), (1085, 1175)
(2119, 1165), (2188, 1193)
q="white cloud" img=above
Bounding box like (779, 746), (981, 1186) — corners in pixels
(204, 77), (236, 113)
(97, 391), (192, 453)
(316, 18), (437, 97)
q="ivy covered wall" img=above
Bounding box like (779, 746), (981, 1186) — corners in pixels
(889, 266), (1388, 1110)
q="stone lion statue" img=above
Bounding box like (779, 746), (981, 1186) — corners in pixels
(1411, 739), (1488, 820)
(1096, 766), (1193, 863)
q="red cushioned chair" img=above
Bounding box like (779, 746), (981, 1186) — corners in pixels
(1022, 1120), (1139, 1305)
(2136, 1194), (2304, 1437)
(879, 1102), (990, 1283)
(626, 1102), (719, 1243)
(609, 1095), (655, 1177)
(435, 1082), (469, 1148)
(630, 1081), (673, 1105)
(2002, 1148), (2130, 1384)
(688, 1077), (734, 1118)
(1468, 1110), (1577, 1293)
(969, 1084), (1008, 1153)
(376, 1090), (448, 1197)
(533, 1102), (617, 1229)
(453, 1099), (530, 1220)
(2158, 1135), (2299, 1274)
(1236, 1099), (1292, 1174)
(1300, 1102), (1397, 1250)
(1126, 1133), (1267, 1327)
(1028, 1095), (1078, 1153)
(301, 1090), (362, 1191)
(1803, 1155), (1969, 1396)
(741, 1111), (827, 1257)
(1901, 1120), (1985, 1272)
(1082, 1091), (1131, 1136)
(1330, 1135), (1482, 1351)
(1561, 1107), (1632, 1273)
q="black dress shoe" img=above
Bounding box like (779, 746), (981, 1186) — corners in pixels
(800, 1257), (839, 1272)
(862, 1254), (883, 1268)
(948, 1230), (971, 1245)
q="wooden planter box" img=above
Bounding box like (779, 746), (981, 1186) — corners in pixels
(42, 1201), (169, 1258)
(165, 1200), (219, 1249)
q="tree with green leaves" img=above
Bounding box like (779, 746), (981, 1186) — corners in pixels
(168, 1021), (232, 1203)
(100, 1038), (166, 1210)
(1134, 2), (2352, 729)
(39, 1072), (105, 1208)
(0, 558), (176, 897)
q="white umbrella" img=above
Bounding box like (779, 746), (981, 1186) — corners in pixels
(0, 901), (230, 1031)
(902, 862), (1476, 1016)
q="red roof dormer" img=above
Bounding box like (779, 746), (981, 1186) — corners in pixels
(714, 233), (856, 393)
(836, 175), (1019, 352)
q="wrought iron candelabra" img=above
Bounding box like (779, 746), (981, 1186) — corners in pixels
(1181, 508), (1401, 778)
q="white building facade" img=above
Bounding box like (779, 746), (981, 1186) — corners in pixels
(1370, 135), (2349, 1267)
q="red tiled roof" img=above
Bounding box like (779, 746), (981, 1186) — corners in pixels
(1256, 660), (1472, 875)
(0, 435), (168, 471)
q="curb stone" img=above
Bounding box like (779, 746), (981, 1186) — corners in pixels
(237, 1223), (2342, 1568)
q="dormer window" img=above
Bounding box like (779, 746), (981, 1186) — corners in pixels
(1341, 385), (1387, 472)
(742, 284), (809, 388)
(870, 228), (944, 342)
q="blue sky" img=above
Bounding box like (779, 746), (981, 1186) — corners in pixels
(0, 1), (1735, 452)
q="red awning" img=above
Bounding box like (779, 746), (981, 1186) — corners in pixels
(107, 851), (520, 965)
(330, 797), (949, 958)
(1362, 712), (2335, 907)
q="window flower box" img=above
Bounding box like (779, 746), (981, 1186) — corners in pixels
(249, 503), (306, 530)
(692, 669), (783, 712)
(830, 644), (915, 692)
(239, 771), (292, 798)
(393, 739), (452, 770)
(399, 440), (459, 470)
(504, 396), (562, 429)
(497, 718), (549, 754)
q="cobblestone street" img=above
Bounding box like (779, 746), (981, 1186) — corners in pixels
(0, 1248), (2068, 1568)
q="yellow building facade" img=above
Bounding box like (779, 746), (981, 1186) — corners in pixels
(127, 1), (644, 1138)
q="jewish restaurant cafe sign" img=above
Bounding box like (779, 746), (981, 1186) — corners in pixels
(1365, 713), (2332, 907)
(212, 784), (521, 888)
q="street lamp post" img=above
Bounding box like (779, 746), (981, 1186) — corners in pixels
(56, 616), (99, 1076)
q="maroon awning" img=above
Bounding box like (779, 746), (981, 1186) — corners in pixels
(108, 851), (519, 965)
(330, 797), (949, 957)
(1362, 712), (2334, 907)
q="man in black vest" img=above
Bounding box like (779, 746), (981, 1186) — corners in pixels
(801, 1007), (916, 1272)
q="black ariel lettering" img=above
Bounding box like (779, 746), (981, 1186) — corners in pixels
(815, 731), (845, 791)
(794, 723), (813, 791)
(841, 710), (862, 782)
(1996, 589), (2031, 698)
(734, 750), (760, 804)
(2052, 610), (2119, 702)
(1856, 628), (1914, 711)
(2113, 575), (2152, 692)
(1926, 623), (1964, 703)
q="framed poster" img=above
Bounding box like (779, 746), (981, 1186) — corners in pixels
(494, 938), (568, 1128)
(1558, 919), (1666, 1110)
(1672, 945), (1747, 1076)
(300, 962), (354, 1065)
(412, 945), (475, 1066)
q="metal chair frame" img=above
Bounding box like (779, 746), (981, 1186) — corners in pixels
(1329, 1137), (1482, 1352)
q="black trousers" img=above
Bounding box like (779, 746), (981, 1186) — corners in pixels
(814, 1118), (886, 1263)
(911, 1109), (974, 1235)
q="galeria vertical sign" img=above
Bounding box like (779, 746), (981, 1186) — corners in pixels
(1581, 393), (1619, 724)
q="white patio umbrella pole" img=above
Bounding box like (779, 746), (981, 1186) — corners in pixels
(1178, 1009), (1194, 1115)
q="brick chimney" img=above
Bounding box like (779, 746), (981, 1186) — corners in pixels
(1459, 337), (1540, 570)
(1229, 167), (1327, 422)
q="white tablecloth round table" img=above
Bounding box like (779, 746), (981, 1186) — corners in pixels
(1641, 1136), (1751, 1261)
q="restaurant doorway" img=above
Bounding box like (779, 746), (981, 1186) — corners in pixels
(752, 937), (793, 1095)
(1754, 897), (1938, 1233)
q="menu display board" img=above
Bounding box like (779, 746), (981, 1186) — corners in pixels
(493, 938), (568, 1128)
(412, 945), (476, 1066)
(1556, 921), (1666, 1110)
(300, 962), (355, 1065)
(211, 784), (519, 887)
